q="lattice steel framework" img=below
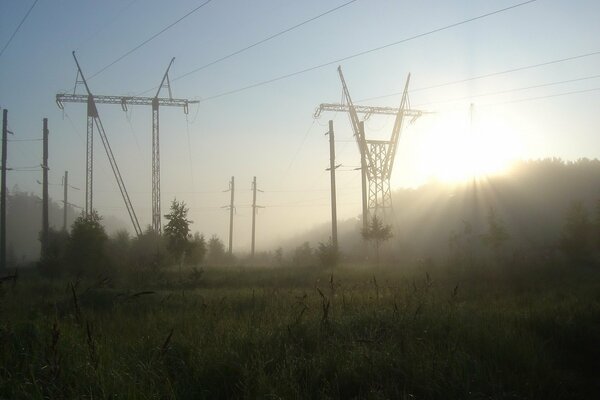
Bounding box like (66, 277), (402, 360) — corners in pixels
(57, 57), (197, 234)
(315, 66), (428, 226)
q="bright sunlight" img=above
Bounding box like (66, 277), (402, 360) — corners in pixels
(416, 108), (523, 183)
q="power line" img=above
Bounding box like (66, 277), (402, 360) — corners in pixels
(7, 138), (42, 142)
(88, 0), (214, 79)
(486, 86), (600, 107)
(75, 0), (141, 52)
(413, 73), (600, 107)
(198, 0), (537, 103)
(138, 0), (360, 94)
(0, 0), (40, 59)
(360, 50), (600, 102)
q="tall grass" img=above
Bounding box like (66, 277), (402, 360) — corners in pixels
(1, 263), (598, 399)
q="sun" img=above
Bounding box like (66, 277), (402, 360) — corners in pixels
(414, 109), (522, 184)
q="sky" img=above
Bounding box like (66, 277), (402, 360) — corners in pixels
(1, 0), (600, 252)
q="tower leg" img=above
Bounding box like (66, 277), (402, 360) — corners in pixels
(152, 98), (161, 233)
(86, 96), (95, 216)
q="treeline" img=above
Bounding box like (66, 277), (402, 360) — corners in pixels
(287, 158), (600, 266)
(37, 200), (236, 281)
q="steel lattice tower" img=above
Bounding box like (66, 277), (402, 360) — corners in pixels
(315, 66), (428, 227)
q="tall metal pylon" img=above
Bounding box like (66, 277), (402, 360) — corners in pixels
(66, 52), (142, 236)
(57, 56), (197, 234)
(314, 66), (428, 226)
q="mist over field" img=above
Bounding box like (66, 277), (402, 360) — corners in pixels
(2, 0), (600, 398)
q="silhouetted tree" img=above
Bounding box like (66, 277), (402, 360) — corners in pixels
(361, 216), (393, 266)
(164, 199), (192, 262)
(561, 200), (592, 263)
(481, 207), (509, 257)
(187, 232), (207, 266)
(106, 230), (131, 271)
(206, 235), (226, 265)
(131, 227), (169, 270)
(66, 211), (108, 276)
(38, 228), (68, 277)
(316, 240), (339, 268)
(292, 242), (314, 267)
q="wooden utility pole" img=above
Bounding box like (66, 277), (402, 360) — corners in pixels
(41, 118), (49, 259)
(326, 120), (338, 249)
(359, 121), (368, 231)
(251, 176), (264, 258)
(63, 171), (68, 231)
(228, 176), (234, 255)
(1, 109), (7, 270)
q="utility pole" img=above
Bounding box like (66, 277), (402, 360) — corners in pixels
(228, 177), (234, 255)
(326, 121), (339, 249)
(359, 121), (368, 232)
(63, 171), (68, 231)
(251, 176), (264, 258)
(41, 118), (49, 259)
(1, 109), (7, 270)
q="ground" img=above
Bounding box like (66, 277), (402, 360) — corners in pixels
(1, 262), (599, 399)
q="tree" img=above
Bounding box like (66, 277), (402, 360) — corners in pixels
(481, 207), (510, 256)
(66, 211), (108, 276)
(292, 242), (314, 267)
(561, 200), (592, 263)
(206, 235), (226, 266)
(130, 226), (170, 270)
(316, 240), (339, 268)
(187, 232), (207, 266)
(361, 215), (393, 266)
(164, 199), (192, 262)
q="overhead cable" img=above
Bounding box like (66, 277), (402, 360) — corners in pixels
(198, 0), (537, 102)
(0, 0), (39, 59)
(88, 0), (213, 79)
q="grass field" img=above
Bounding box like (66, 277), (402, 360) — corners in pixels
(1, 262), (599, 399)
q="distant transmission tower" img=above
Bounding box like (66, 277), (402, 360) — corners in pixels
(57, 54), (197, 234)
(315, 66), (428, 228)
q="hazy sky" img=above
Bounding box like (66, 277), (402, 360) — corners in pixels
(1, 0), (599, 251)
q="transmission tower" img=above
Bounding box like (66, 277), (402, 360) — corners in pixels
(315, 66), (427, 227)
(57, 54), (197, 234)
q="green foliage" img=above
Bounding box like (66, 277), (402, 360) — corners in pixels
(187, 232), (207, 266)
(130, 227), (170, 270)
(163, 199), (192, 260)
(292, 241), (314, 267)
(561, 200), (593, 263)
(361, 215), (393, 266)
(1, 265), (599, 399)
(316, 240), (339, 268)
(66, 211), (109, 276)
(481, 207), (510, 254)
(38, 228), (69, 277)
(206, 235), (226, 266)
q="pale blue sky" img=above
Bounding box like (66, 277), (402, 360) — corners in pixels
(1, 0), (599, 250)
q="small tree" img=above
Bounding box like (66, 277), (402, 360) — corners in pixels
(206, 235), (226, 266)
(361, 215), (393, 266)
(164, 199), (192, 263)
(292, 242), (314, 267)
(316, 240), (339, 268)
(481, 207), (509, 258)
(66, 210), (108, 276)
(561, 200), (592, 263)
(187, 232), (207, 266)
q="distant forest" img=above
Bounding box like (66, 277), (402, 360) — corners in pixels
(291, 158), (600, 264)
(6, 158), (600, 265)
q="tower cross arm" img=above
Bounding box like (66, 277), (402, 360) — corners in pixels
(56, 93), (198, 109)
(314, 103), (425, 119)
